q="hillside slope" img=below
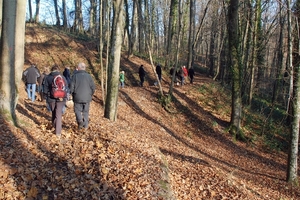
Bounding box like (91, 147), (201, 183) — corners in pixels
(0, 25), (299, 199)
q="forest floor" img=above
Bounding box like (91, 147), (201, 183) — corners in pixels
(0, 24), (299, 199)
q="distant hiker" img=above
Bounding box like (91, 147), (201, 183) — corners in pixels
(23, 64), (40, 102)
(156, 64), (162, 82)
(63, 66), (71, 87)
(70, 62), (95, 130)
(43, 65), (69, 137)
(38, 67), (49, 101)
(119, 71), (125, 88)
(178, 67), (184, 86)
(188, 67), (195, 84)
(138, 65), (146, 87)
(183, 65), (188, 82)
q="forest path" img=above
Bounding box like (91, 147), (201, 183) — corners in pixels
(5, 68), (292, 199)
(0, 25), (297, 199)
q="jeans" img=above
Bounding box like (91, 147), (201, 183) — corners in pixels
(120, 81), (124, 88)
(26, 83), (36, 102)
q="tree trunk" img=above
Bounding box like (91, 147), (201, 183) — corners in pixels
(272, 1), (284, 104)
(137, 0), (145, 53)
(53, 0), (60, 27)
(124, 0), (131, 56)
(28, 0), (33, 22)
(166, 0), (178, 69)
(227, 0), (244, 140)
(287, 0), (299, 186)
(128, 0), (138, 57)
(187, 0), (195, 70)
(0, 0), (3, 38)
(62, 0), (67, 29)
(99, 0), (105, 106)
(0, 0), (26, 123)
(89, 0), (96, 35)
(34, 0), (40, 23)
(104, 0), (124, 121)
(169, 0), (182, 96)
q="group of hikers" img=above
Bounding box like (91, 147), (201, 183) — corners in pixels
(23, 62), (195, 137)
(119, 64), (195, 88)
(22, 62), (95, 137)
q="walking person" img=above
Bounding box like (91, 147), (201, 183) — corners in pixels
(70, 62), (95, 130)
(188, 67), (195, 84)
(156, 64), (162, 82)
(119, 71), (125, 88)
(38, 67), (49, 101)
(63, 66), (71, 88)
(43, 65), (69, 137)
(23, 64), (40, 102)
(138, 65), (146, 87)
(182, 65), (188, 84)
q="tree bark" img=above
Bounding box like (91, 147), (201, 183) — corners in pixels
(28, 0), (33, 22)
(53, 0), (60, 27)
(0, 0), (26, 123)
(104, 0), (124, 121)
(227, 0), (244, 140)
(62, 0), (67, 29)
(287, 0), (299, 186)
(34, 0), (40, 23)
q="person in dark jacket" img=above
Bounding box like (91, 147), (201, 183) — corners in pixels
(188, 67), (195, 84)
(38, 67), (49, 101)
(70, 62), (95, 130)
(138, 65), (146, 87)
(156, 64), (162, 82)
(63, 66), (71, 87)
(43, 65), (69, 137)
(23, 65), (40, 102)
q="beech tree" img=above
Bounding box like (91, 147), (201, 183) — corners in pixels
(0, 0), (27, 123)
(104, 0), (124, 121)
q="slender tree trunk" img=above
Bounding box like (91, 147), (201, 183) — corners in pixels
(166, 0), (178, 69)
(169, 0), (183, 96)
(227, 0), (244, 140)
(34, 0), (40, 23)
(53, 0), (60, 27)
(99, 0), (105, 106)
(28, 0), (33, 22)
(0, 0), (26, 123)
(0, 0), (3, 38)
(287, 0), (299, 186)
(128, 0), (138, 57)
(272, 1), (284, 104)
(104, 0), (124, 121)
(187, 0), (195, 69)
(89, 0), (96, 35)
(124, 0), (131, 57)
(62, 0), (67, 29)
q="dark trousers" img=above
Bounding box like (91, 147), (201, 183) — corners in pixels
(140, 76), (145, 86)
(189, 75), (194, 84)
(49, 100), (65, 135)
(74, 102), (90, 128)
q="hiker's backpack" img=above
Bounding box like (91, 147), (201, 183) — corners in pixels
(51, 74), (67, 99)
